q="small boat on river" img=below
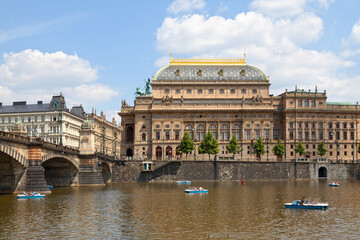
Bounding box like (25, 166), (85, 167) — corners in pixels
(48, 185), (54, 189)
(329, 182), (340, 187)
(185, 187), (208, 193)
(177, 180), (191, 184)
(17, 192), (45, 199)
(284, 200), (328, 210)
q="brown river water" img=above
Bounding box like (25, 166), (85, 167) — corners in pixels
(0, 180), (359, 239)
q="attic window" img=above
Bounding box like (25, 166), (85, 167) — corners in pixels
(197, 69), (202, 76)
(240, 69), (246, 76)
(218, 69), (224, 76)
(174, 69), (180, 76)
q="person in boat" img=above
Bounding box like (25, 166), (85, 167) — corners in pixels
(23, 191), (28, 196)
(199, 187), (203, 191)
(300, 196), (306, 205)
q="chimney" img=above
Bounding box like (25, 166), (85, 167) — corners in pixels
(0, 103), (2, 107)
(37, 101), (43, 104)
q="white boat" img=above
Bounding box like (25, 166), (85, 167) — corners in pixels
(17, 192), (45, 199)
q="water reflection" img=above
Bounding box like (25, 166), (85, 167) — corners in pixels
(0, 180), (359, 239)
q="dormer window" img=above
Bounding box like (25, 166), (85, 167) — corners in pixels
(197, 69), (202, 76)
(218, 69), (224, 76)
(174, 69), (180, 76)
(240, 69), (246, 76)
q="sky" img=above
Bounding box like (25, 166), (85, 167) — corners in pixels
(1, 0), (360, 123)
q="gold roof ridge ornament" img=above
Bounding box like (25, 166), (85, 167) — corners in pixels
(169, 52), (246, 66)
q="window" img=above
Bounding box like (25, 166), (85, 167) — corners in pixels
(174, 69), (180, 76)
(273, 125), (279, 139)
(255, 131), (260, 140)
(330, 144), (333, 149)
(246, 130), (251, 140)
(8, 117), (11, 123)
(329, 123), (333, 128)
(350, 123), (354, 128)
(218, 69), (224, 76)
(175, 89), (180, 94)
(164, 89), (170, 94)
(319, 132), (324, 140)
(304, 99), (309, 107)
(220, 89), (225, 94)
(298, 131), (302, 140)
(343, 123), (347, 128)
(298, 99), (302, 107)
(186, 89), (192, 94)
(265, 130), (269, 140)
(175, 125), (180, 128)
(156, 132), (160, 140)
(175, 131), (180, 140)
(343, 132), (347, 140)
(209, 89), (214, 94)
(252, 89), (257, 94)
(156, 125), (160, 128)
(165, 131), (170, 140)
(230, 89), (235, 94)
(305, 131), (309, 140)
(311, 99), (315, 107)
(311, 131), (316, 140)
(1, 117), (4, 123)
(336, 132), (340, 140)
(34, 116), (38, 122)
(305, 123), (309, 129)
(242, 89), (246, 93)
(319, 122), (323, 128)
(142, 133), (146, 141)
(41, 116), (45, 121)
(165, 125), (170, 128)
(289, 122), (294, 128)
(290, 131), (294, 140)
(298, 122), (302, 128)
(197, 89), (203, 94)
(336, 123), (340, 128)
(142, 125), (146, 129)
(197, 69), (202, 76)
(351, 131), (355, 140)
(240, 69), (246, 76)
(329, 132), (333, 140)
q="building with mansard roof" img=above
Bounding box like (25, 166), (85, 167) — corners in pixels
(119, 55), (359, 162)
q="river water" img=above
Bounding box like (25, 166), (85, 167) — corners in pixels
(0, 180), (359, 239)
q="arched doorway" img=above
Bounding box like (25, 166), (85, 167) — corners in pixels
(126, 126), (134, 142)
(318, 167), (327, 178)
(166, 146), (172, 160)
(156, 146), (162, 160)
(126, 148), (133, 157)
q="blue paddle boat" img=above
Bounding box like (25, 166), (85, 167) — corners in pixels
(329, 182), (339, 187)
(17, 192), (45, 199)
(185, 187), (208, 193)
(177, 180), (191, 184)
(48, 185), (53, 189)
(284, 200), (328, 210)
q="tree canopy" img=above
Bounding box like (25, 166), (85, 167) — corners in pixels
(254, 137), (266, 156)
(272, 138), (285, 156)
(179, 131), (194, 159)
(295, 142), (305, 156)
(226, 134), (242, 155)
(317, 141), (327, 156)
(198, 130), (219, 159)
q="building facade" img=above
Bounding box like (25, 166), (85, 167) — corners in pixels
(119, 56), (359, 162)
(87, 110), (121, 158)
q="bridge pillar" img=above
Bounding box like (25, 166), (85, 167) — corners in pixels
(22, 143), (51, 193)
(78, 155), (105, 185)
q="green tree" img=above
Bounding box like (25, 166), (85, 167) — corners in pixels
(254, 137), (265, 159)
(295, 142), (305, 157)
(179, 131), (194, 160)
(198, 130), (219, 160)
(226, 134), (243, 157)
(317, 141), (327, 157)
(272, 138), (285, 159)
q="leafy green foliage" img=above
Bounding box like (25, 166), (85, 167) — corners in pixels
(317, 141), (327, 156)
(226, 134), (242, 155)
(272, 138), (285, 156)
(198, 131), (219, 159)
(254, 137), (265, 156)
(179, 131), (194, 159)
(295, 142), (305, 156)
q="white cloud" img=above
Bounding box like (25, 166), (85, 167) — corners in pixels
(155, 10), (358, 102)
(0, 49), (118, 110)
(217, 2), (228, 13)
(167, 0), (206, 14)
(250, 0), (306, 18)
(348, 19), (360, 44)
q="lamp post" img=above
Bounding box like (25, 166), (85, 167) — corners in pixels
(162, 135), (165, 161)
(186, 126), (197, 160)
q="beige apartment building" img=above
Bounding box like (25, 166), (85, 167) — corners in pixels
(119, 56), (359, 161)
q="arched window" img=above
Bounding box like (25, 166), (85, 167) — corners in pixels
(126, 126), (134, 142)
(220, 125), (229, 141)
(196, 125), (205, 140)
(126, 148), (133, 157)
(142, 133), (146, 141)
(221, 125), (229, 129)
(232, 125), (240, 129)
(156, 146), (162, 160)
(166, 146), (172, 157)
(209, 124), (217, 129)
(232, 124), (241, 140)
(208, 124), (217, 139)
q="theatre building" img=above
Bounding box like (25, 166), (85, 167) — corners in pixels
(119, 56), (359, 161)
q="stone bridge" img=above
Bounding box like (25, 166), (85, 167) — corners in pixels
(0, 131), (114, 194)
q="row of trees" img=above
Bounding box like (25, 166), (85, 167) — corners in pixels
(178, 130), (360, 160)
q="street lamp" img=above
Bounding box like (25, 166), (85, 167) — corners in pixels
(263, 130), (269, 161)
(186, 126), (197, 160)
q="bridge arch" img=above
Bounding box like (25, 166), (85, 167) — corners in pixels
(0, 144), (28, 167)
(42, 154), (79, 187)
(100, 161), (112, 183)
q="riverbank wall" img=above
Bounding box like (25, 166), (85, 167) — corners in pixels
(111, 161), (360, 182)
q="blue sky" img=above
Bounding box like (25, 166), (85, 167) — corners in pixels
(1, 0), (360, 123)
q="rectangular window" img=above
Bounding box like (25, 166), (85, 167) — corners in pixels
(319, 132), (324, 140)
(209, 89), (214, 94)
(330, 152), (333, 156)
(329, 132), (333, 140)
(336, 132), (340, 140)
(8, 117), (11, 123)
(311, 99), (315, 107)
(305, 123), (309, 129)
(343, 132), (347, 140)
(330, 144), (333, 149)
(255, 131), (260, 140)
(236, 132), (240, 140)
(343, 123), (347, 128)
(350, 123), (354, 128)
(311, 131), (316, 140)
(298, 131), (302, 140)
(319, 122), (323, 128)
(220, 132), (224, 140)
(351, 131), (355, 140)
(305, 131), (309, 140)
(175, 89), (180, 94)
(289, 122), (294, 128)
(252, 89), (257, 94)
(298, 123), (302, 128)
(165, 131), (170, 140)
(246, 130), (251, 140)
(175, 131), (180, 140)
(156, 132), (160, 140)
(34, 116), (38, 122)
(212, 132), (217, 139)
(298, 99), (302, 107)
(186, 89), (192, 94)
(201, 132), (205, 141)
(225, 132), (229, 140)
(197, 89), (203, 94)
(41, 116), (45, 121)
(329, 123), (333, 128)
(230, 89), (235, 94)
(241, 89), (246, 93)
(1, 117), (4, 123)
(196, 132), (200, 141)
(289, 131), (294, 140)
(265, 130), (269, 140)
(336, 123), (340, 128)
(41, 126), (45, 133)
(304, 99), (309, 107)
(164, 89), (170, 94)
(220, 89), (225, 94)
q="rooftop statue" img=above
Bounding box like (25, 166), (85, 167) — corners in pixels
(135, 87), (145, 96)
(135, 78), (152, 96)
